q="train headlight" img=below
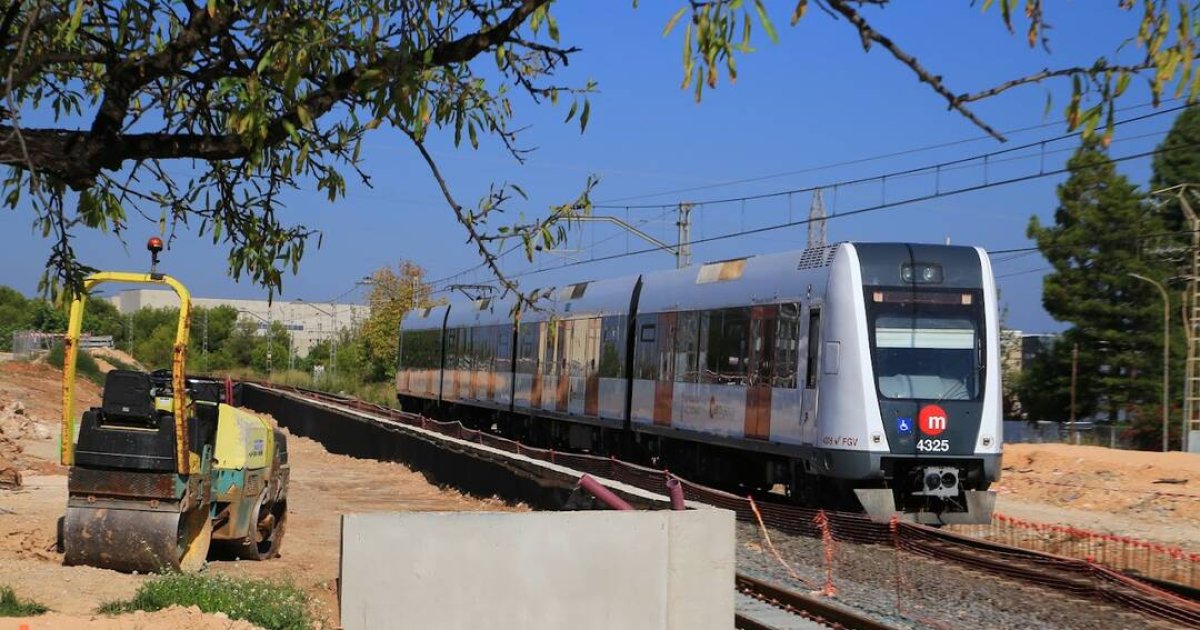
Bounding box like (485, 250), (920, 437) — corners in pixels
(941, 471), (958, 488)
(925, 473), (941, 490)
(901, 263), (943, 284)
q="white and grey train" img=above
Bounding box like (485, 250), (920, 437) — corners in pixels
(397, 243), (1001, 523)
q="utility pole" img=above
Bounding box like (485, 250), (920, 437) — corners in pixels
(1155, 184), (1200, 452)
(807, 189), (827, 249)
(1130, 273), (1170, 452)
(1070, 342), (1079, 445)
(676, 202), (693, 268)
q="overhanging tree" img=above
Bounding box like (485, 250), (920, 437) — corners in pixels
(2, 1), (1199, 300)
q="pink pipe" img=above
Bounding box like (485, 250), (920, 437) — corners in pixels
(578, 474), (633, 511)
(666, 477), (686, 511)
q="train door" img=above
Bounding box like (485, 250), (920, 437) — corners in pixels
(446, 328), (461, 401)
(746, 306), (776, 440)
(584, 318), (601, 416)
(532, 322), (546, 409)
(556, 320), (570, 411)
(801, 305), (822, 432)
(654, 312), (676, 426)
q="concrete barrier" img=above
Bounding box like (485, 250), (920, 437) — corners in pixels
(340, 510), (734, 630)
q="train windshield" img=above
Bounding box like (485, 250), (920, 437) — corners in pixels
(870, 300), (982, 401)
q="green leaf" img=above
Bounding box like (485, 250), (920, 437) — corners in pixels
(754, 0), (778, 43)
(580, 100), (590, 132)
(663, 7), (688, 36)
(67, 0), (86, 43)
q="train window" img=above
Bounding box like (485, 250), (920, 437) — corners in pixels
(656, 313), (676, 382)
(517, 323), (535, 374)
(774, 303), (801, 388)
(751, 308), (777, 387)
(567, 319), (589, 377)
(496, 326), (512, 373)
(805, 308), (821, 389)
(635, 317), (658, 380)
(674, 311), (699, 383)
(702, 308), (750, 385)
(598, 316), (624, 378)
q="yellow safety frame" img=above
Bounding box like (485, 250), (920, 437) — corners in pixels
(61, 272), (193, 474)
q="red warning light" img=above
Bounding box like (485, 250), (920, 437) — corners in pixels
(147, 236), (164, 253)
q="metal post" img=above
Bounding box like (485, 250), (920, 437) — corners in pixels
(266, 306), (273, 377)
(676, 202), (693, 269)
(330, 302), (337, 379)
(202, 309), (209, 372)
(1129, 273), (1170, 451)
(1070, 343), (1078, 445)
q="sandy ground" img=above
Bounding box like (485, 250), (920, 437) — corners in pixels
(0, 362), (523, 628)
(995, 442), (1200, 551)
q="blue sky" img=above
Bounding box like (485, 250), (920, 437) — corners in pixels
(0, 3), (1185, 331)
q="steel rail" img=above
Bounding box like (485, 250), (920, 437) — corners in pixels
(736, 573), (896, 630)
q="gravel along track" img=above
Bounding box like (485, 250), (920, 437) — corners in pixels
(735, 521), (1176, 630)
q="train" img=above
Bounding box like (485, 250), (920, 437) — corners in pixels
(396, 242), (1001, 524)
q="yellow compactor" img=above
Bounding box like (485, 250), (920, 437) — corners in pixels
(59, 237), (289, 572)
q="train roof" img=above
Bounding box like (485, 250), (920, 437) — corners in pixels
(400, 302), (449, 333)
(636, 245), (839, 313)
(516, 273), (640, 323)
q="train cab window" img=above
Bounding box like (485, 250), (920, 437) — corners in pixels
(805, 308), (821, 389)
(872, 313), (979, 400)
(774, 303), (801, 388)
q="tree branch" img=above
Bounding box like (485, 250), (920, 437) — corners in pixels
(825, 0), (1006, 141)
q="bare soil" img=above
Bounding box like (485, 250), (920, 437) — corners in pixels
(995, 442), (1200, 551)
(0, 362), (524, 628)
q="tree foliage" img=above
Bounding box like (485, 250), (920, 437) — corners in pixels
(358, 260), (436, 381)
(1026, 139), (1170, 423)
(2, 1), (1198, 300)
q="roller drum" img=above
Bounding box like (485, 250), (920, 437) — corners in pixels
(63, 502), (211, 573)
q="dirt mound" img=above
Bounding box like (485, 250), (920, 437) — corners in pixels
(4, 605), (264, 629)
(996, 442), (1200, 549)
(88, 348), (144, 373)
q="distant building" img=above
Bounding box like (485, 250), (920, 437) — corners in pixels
(108, 289), (367, 356)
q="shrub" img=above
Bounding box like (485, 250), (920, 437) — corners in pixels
(98, 574), (311, 630)
(0, 586), (49, 616)
(46, 343), (104, 386)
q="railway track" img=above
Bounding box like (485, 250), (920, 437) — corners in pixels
(734, 573), (895, 630)
(242, 382), (1200, 629)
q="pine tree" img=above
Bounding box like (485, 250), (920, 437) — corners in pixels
(1151, 106), (1200, 212)
(1027, 138), (1168, 424)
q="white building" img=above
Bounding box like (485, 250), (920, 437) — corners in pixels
(108, 289), (368, 356)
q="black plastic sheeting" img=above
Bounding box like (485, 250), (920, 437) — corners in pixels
(237, 384), (667, 512)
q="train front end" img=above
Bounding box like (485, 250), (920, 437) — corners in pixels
(824, 243), (1001, 525)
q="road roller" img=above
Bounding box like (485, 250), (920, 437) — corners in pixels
(58, 237), (289, 572)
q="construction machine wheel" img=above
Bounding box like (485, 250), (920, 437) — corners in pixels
(237, 497), (287, 561)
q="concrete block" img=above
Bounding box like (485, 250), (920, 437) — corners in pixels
(340, 510), (734, 630)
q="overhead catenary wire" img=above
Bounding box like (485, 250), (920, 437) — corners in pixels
(436, 137), (1200, 293)
(594, 98), (1185, 206)
(593, 103), (1193, 211)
